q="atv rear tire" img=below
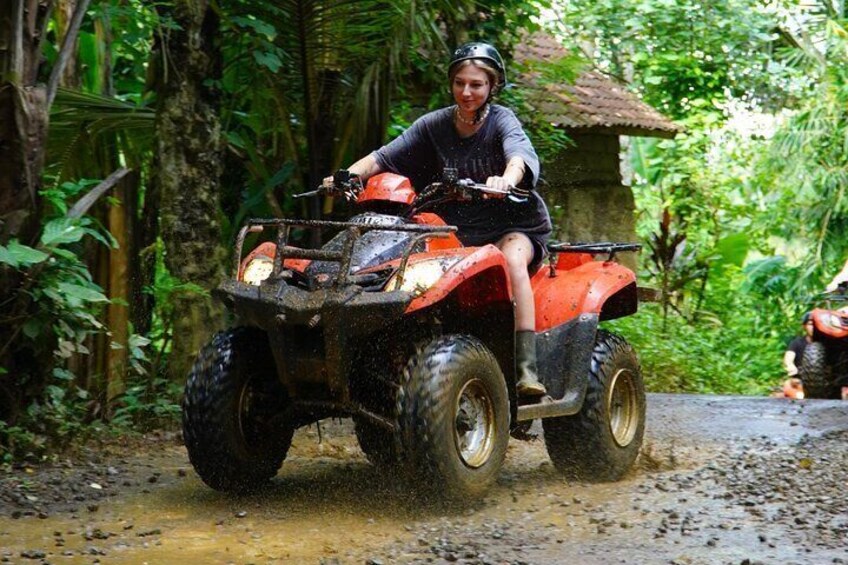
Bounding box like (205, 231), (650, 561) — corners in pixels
(398, 334), (509, 500)
(182, 327), (294, 492)
(543, 330), (645, 481)
(799, 341), (837, 399)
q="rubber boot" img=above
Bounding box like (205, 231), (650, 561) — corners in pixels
(515, 330), (547, 397)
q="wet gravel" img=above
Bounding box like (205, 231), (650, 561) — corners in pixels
(0, 431), (183, 521)
(0, 395), (846, 564)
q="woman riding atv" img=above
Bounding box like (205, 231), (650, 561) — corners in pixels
(323, 42), (551, 398)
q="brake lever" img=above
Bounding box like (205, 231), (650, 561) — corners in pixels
(293, 187), (323, 199)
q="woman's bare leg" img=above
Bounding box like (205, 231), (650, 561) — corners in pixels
(497, 233), (546, 396)
(496, 233), (535, 331)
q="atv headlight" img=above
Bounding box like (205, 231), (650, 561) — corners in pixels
(385, 257), (462, 293)
(242, 255), (274, 286)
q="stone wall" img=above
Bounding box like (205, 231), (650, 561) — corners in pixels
(540, 132), (637, 269)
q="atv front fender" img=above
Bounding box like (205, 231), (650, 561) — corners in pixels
(811, 308), (848, 339)
(532, 260), (637, 332)
(405, 244), (512, 314)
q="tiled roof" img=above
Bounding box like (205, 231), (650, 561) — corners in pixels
(513, 33), (682, 138)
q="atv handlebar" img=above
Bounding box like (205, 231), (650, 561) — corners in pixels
(296, 168), (530, 208)
(454, 178), (531, 201)
(294, 170), (363, 201)
(408, 175), (530, 218)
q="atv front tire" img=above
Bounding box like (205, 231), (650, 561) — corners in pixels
(182, 327), (294, 492)
(399, 334), (509, 499)
(799, 341), (837, 399)
(543, 330), (645, 481)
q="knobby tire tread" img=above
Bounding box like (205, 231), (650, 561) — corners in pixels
(397, 334), (508, 500)
(799, 341), (837, 399)
(543, 330), (645, 481)
(182, 327), (293, 493)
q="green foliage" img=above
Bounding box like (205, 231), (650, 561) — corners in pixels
(112, 333), (181, 430)
(0, 178), (115, 456)
(141, 238), (207, 374)
(0, 367), (94, 462)
(1, 189), (114, 369)
(759, 18), (848, 275)
(96, 0), (158, 101)
(608, 265), (790, 395)
(578, 3), (848, 396)
(112, 376), (182, 430)
(554, 0), (786, 118)
(105, 252), (194, 432)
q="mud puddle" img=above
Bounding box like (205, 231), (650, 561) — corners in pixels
(1, 394), (847, 564)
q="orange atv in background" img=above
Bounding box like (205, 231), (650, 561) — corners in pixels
(800, 289), (848, 399)
(181, 169), (647, 499)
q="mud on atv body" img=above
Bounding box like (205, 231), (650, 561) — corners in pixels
(182, 172), (646, 498)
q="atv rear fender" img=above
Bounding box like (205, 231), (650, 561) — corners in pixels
(531, 260), (638, 332)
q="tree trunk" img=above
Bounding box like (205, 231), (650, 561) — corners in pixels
(153, 0), (225, 381)
(0, 1), (50, 245)
(105, 173), (132, 404)
(0, 0), (53, 421)
(95, 10), (130, 413)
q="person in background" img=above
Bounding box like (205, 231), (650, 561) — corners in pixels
(779, 312), (814, 399)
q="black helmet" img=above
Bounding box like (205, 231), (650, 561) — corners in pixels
(448, 42), (506, 90)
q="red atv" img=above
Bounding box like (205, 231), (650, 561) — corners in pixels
(801, 290), (848, 399)
(181, 170), (647, 499)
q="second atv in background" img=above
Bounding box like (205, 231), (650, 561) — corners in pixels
(800, 285), (848, 399)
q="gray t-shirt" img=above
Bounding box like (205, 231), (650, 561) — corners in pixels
(373, 105), (552, 246)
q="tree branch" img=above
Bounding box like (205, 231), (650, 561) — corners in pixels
(11, 0), (25, 77)
(45, 0), (90, 109)
(67, 167), (130, 219)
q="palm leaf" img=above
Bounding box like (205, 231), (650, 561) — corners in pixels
(47, 87), (155, 180)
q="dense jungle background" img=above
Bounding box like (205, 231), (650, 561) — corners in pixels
(1, 0), (847, 460)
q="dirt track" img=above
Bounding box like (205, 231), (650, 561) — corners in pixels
(1, 393), (847, 564)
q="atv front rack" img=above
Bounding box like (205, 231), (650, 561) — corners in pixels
(234, 218), (457, 286)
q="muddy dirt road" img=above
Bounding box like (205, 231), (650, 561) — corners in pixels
(1, 394), (847, 564)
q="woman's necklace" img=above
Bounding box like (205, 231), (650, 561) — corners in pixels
(454, 103), (489, 126)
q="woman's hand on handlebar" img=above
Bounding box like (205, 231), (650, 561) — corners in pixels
(484, 176), (511, 199)
(319, 170), (363, 202)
